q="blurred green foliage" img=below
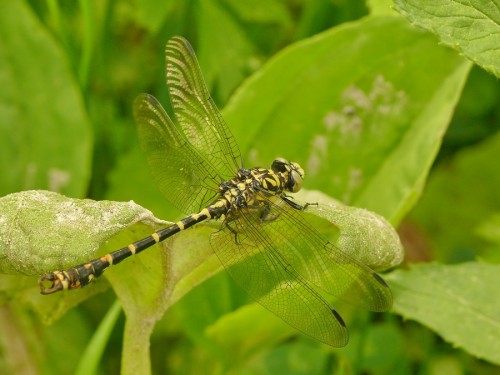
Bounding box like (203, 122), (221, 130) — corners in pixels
(0, 0), (499, 374)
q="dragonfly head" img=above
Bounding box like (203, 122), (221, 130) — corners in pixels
(271, 158), (305, 193)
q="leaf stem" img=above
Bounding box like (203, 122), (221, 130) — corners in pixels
(75, 299), (122, 375)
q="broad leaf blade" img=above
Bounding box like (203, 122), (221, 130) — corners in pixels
(0, 1), (92, 197)
(223, 16), (471, 224)
(394, 0), (500, 78)
(0, 190), (163, 321)
(0, 191), (163, 276)
(298, 189), (403, 271)
(386, 262), (500, 365)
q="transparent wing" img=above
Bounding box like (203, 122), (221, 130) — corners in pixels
(244, 195), (393, 312)
(133, 93), (222, 214)
(210, 194), (392, 345)
(165, 36), (242, 180)
(210, 214), (349, 347)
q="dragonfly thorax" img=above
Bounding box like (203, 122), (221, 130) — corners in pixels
(216, 159), (305, 214)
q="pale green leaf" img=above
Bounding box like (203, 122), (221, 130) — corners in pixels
(0, 190), (164, 276)
(386, 262), (500, 365)
(368, 0), (398, 16)
(297, 189), (403, 270)
(197, 0), (256, 104)
(0, 1), (92, 197)
(223, 16), (470, 225)
(394, 0), (500, 77)
(0, 190), (161, 321)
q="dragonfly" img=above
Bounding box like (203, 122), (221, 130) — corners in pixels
(39, 36), (392, 347)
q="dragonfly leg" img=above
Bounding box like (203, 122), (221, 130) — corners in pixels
(281, 196), (318, 211)
(224, 221), (239, 244)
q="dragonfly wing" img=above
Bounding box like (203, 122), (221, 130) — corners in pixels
(210, 213), (349, 347)
(254, 195), (393, 312)
(133, 93), (221, 214)
(165, 36), (242, 180)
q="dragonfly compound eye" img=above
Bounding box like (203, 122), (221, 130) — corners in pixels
(271, 158), (288, 173)
(288, 168), (303, 193)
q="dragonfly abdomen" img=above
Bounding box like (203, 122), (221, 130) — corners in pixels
(39, 200), (230, 294)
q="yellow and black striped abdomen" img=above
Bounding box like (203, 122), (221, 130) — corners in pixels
(39, 166), (292, 294)
(39, 200), (229, 294)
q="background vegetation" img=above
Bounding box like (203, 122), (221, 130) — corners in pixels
(0, 0), (499, 374)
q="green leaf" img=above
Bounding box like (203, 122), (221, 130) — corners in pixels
(196, 0), (256, 104)
(0, 190), (159, 321)
(0, 190), (163, 276)
(223, 15), (471, 224)
(394, 0), (500, 78)
(368, 0), (398, 16)
(0, 1), (92, 197)
(386, 262), (500, 365)
(296, 189), (403, 271)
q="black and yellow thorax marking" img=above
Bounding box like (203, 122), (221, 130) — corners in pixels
(216, 168), (287, 212)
